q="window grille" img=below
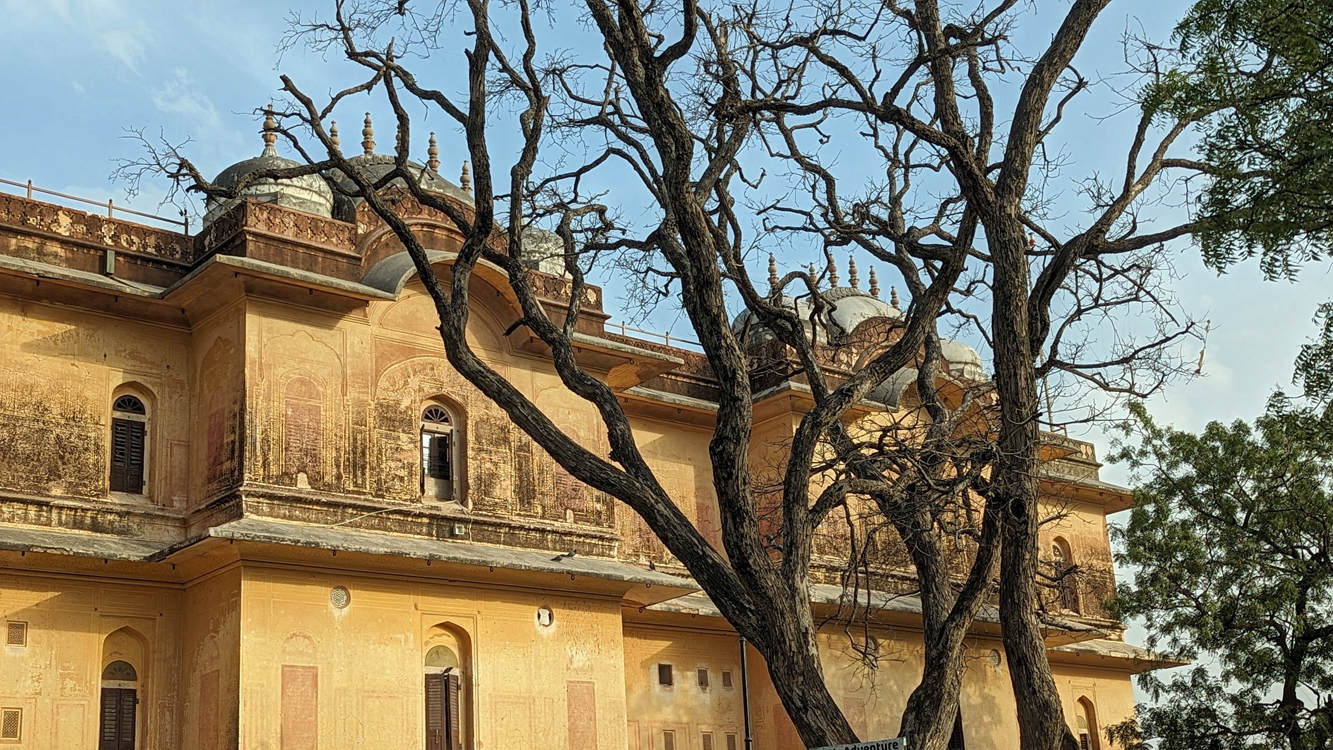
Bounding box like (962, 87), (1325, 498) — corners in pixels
(697, 668), (709, 688)
(663, 730), (676, 750)
(5, 622), (25, 647)
(113, 395), (145, 414)
(702, 732), (714, 750)
(0, 709), (20, 741)
(726, 734), (738, 750)
(657, 664), (673, 686)
(422, 405), (452, 424)
(721, 670), (733, 688)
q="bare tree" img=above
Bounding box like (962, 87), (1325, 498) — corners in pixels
(121, 0), (1215, 747)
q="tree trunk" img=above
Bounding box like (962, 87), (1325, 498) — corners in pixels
(989, 223), (1079, 750)
(752, 585), (861, 747)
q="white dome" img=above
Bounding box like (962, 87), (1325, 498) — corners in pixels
(731, 287), (902, 346)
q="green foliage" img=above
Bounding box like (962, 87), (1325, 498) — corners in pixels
(1297, 302), (1333, 403)
(1110, 398), (1333, 749)
(1154, 0), (1333, 278)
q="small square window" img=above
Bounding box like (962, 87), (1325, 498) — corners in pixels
(4, 623), (25, 647)
(663, 730), (676, 750)
(0, 708), (20, 741)
(702, 732), (714, 750)
(726, 733), (738, 750)
(721, 670), (733, 688)
(657, 663), (673, 686)
(697, 668), (709, 688)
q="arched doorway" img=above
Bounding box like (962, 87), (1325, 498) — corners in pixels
(423, 624), (470, 750)
(99, 660), (139, 750)
(100, 627), (147, 750)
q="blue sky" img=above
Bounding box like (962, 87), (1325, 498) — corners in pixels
(1, 2), (1328, 484)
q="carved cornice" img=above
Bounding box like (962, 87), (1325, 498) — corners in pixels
(0, 193), (191, 264)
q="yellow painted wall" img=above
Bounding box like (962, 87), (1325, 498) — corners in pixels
(0, 570), (183, 749)
(237, 563), (630, 750)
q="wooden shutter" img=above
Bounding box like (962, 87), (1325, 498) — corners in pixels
(110, 420), (145, 494)
(99, 688), (136, 750)
(445, 672), (461, 750)
(425, 674), (445, 750)
(118, 689), (137, 750)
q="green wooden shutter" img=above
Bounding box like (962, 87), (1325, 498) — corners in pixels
(99, 688), (119, 750)
(445, 672), (461, 750)
(425, 674), (445, 750)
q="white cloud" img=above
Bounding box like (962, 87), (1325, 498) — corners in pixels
(100, 28), (147, 73)
(151, 68), (223, 137)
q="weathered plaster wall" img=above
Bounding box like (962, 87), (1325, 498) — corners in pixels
(0, 571), (183, 750)
(237, 563), (629, 750)
(181, 568), (241, 750)
(623, 622), (1139, 750)
(192, 304), (247, 504)
(0, 295), (191, 504)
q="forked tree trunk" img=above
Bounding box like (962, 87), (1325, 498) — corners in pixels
(990, 224), (1079, 750)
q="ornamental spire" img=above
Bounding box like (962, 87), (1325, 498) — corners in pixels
(361, 112), (375, 155)
(460, 160), (472, 193)
(261, 106), (278, 157)
(427, 133), (440, 172)
(768, 254), (779, 291)
(808, 263), (818, 290)
(848, 255), (859, 289)
(869, 267), (880, 298)
(828, 254), (839, 287)
(890, 287), (900, 309)
(329, 121), (340, 151)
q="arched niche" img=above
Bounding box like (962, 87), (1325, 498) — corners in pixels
(1075, 697), (1100, 750)
(423, 622), (473, 750)
(100, 627), (149, 750)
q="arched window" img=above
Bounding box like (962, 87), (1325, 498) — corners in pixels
(110, 394), (148, 494)
(1052, 538), (1080, 613)
(420, 404), (460, 501)
(1076, 698), (1100, 750)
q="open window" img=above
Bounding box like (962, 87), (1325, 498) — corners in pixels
(110, 394), (148, 495)
(420, 404), (461, 502)
(1052, 537), (1080, 613)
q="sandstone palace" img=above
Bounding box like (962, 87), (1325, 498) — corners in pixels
(0, 120), (1171, 750)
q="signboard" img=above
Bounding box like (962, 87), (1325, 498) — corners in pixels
(812, 739), (908, 750)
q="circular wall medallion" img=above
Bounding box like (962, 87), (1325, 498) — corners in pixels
(989, 649), (1002, 667)
(536, 606), (554, 627)
(330, 586), (351, 609)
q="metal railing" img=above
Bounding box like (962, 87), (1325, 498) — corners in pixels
(0, 177), (190, 235)
(608, 320), (700, 349)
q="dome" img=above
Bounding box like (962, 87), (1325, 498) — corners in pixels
(730, 286), (903, 347)
(328, 116), (473, 219)
(202, 110), (335, 227)
(332, 154), (472, 206)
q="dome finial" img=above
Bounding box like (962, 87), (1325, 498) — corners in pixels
(848, 255), (859, 289)
(890, 287), (900, 309)
(767, 254), (779, 291)
(261, 105), (278, 157)
(460, 160), (472, 193)
(828, 254), (839, 287)
(808, 263), (819, 290)
(361, 112), (375, 155)
(427, 133), (440, 172)
(869, 267), (880, 298)
(329, 121), (340, 151)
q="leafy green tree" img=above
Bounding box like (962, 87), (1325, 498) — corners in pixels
(1153, 0), (1333, 278)
(1109, 398), (1333, 750)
